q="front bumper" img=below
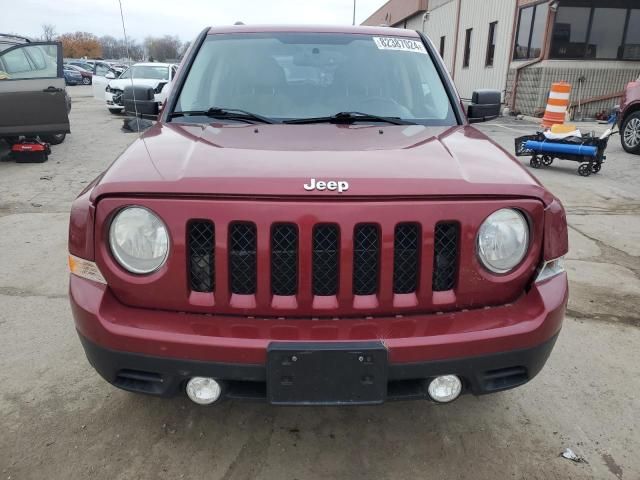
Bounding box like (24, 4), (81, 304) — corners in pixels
(71, 273), (567, 403)
(105, 91), (123, 108)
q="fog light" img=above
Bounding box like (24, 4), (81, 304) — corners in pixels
(428, 375), (462, 403)
(185, 377), (221, 405)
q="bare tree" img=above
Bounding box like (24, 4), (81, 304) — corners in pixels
(179, 41), (191, 60)
(98, 35), (144, 61)
(41, 24), (57, 41)
(144, 35), (181, 62)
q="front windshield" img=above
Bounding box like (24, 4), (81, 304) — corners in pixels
(174, 33), (457, 125)
(121, 65), (169, 80)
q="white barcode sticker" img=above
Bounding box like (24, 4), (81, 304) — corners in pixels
(373, 37), (427, 54)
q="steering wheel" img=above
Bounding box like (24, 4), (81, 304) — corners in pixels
(357, 96), (412, 117)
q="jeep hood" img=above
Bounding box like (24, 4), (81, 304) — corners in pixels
(109, 78), (165, 90)
(91, 122), (551, 203)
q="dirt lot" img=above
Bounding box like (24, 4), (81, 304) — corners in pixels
(1, 86), (639, 480)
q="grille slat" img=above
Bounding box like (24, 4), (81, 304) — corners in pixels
(271, 224), (298, 296)
(188, 221), (215, 293)
(230, 223), (257, 295)
(312, 225), (339, 296)
(353, 225), (379, 295)
(393, 223), (420, 294)
(433, 223), (459, 291)
(187, 219), (461, 306)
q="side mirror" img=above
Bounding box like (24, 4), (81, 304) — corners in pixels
(105, 71), (116, 79)
(467, 89), (501, 124)
(122, 85), (159, 119)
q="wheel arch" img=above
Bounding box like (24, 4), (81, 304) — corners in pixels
(621, 102), (640, 124)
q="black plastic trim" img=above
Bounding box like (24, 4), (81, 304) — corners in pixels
(416, 30), (466, 125)
(79, 332), (559, 402)
(163, 27), (210, 123)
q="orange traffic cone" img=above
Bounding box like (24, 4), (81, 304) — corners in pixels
(542, 82), (571, 128)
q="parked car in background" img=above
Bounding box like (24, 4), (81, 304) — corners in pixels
(63, 66), (83, 86)
(109, 62), (128, 74)
(103, 62), (177, 114)
(91, 62), (124, 100)
(66, 59), (94, 72)
(619, 74), (640, 155)
(0, 33), (70, 145)
(64, 64), (92, 85)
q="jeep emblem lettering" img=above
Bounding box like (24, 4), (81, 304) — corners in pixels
(303, 178), (349, 193)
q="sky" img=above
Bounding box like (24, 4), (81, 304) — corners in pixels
(0, 0), (388, 42)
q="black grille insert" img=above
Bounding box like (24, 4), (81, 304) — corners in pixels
(482, 366), (528, 392)
(271, 224), (298, 296)
(433, 222), (459, 291)
(393, 223), (420, 294)
(353, 224), (379, 295)
(188, 220), (215, 292)
(312, 225), (339, 296)
(230, 223), (257, 295)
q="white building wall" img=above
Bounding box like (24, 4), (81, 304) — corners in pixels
(404, 12), (425, 31)
(453, 0), (517, 100)
(421, 0), (458, 73)
(390, 0), (517, 101)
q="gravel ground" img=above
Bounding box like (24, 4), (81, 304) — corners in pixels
(1, 85), (639, 480)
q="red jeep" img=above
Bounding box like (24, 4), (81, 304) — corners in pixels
(69, 25), (568, 406)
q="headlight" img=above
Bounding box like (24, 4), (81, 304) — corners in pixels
(477, 209), (529, 274)
(109, 206), (169, 274)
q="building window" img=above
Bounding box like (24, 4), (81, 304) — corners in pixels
(440, 36), (446, 58)
(486, 22), (498, 67)
(529, 3), (548, 59)
(551, 3), (639, 60)
(623, 10), (640, 60)
(513, 3), (549, 60)
(463, 28), (472, 68)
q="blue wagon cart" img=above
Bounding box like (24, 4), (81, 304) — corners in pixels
(514, 118), (617, 177)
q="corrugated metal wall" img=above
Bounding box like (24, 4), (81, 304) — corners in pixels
(420, 0), (457, 73)
(388, 0), (640, 117)
(453, 0), (517, 100)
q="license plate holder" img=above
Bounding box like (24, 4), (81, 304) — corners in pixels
(267, 342), (388, 405)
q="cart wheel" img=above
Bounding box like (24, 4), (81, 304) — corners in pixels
(530, 156), (542, 169)
(542, 155), (554, 167)
(578, 163), (592, 177)
(591, 163), (602, 174)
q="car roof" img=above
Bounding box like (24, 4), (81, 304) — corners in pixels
(131, 62), (175, 67)
(0, 33), (31, 44)
(206, 24), (420, 37)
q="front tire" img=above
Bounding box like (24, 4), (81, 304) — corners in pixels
(82, 77), (91, 85)
(40, 133), (66, 145)
(530, 156), (542, 169)
(109, 108), (122, 115)
(578, 163), (592, 177)
(621, 112), (640, 154)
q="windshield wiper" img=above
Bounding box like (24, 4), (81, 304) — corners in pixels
(283, 111), (415, 125)
(170, 107), (276, 124)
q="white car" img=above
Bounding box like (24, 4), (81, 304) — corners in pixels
(104, 62), (178, 114)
